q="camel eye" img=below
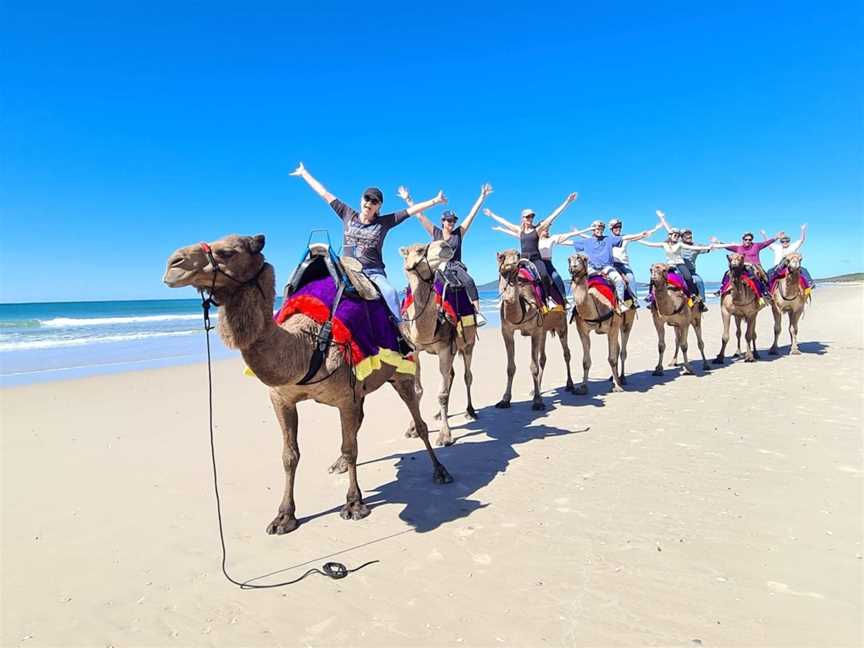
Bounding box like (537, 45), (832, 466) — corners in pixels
(216, 249), (236, 259)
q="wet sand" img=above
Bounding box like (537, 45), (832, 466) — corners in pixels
(2, 284), (862, 647)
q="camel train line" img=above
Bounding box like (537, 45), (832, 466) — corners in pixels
(160, 165), (813, 535)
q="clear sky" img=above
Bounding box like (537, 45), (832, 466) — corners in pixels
(1, 1), (861, 302)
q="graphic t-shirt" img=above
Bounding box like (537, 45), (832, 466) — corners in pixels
(432, 225), (464, 263)
(330, 199), (410, 270)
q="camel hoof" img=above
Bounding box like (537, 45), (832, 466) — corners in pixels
(531, 401), (546, 411)
(652, 368), (663, 376)
(712, 357), (724, 365)
(266, 514), (298, 535)
(682, 365), (695, 376)
(769, 348), (779, 356)
(435, 433), (453, 447)
(404, 426), (419, 439)
(744, 355), (755, 363)
(495, 400), (511, 409)
(574, 385), (588, 395)
(667, 361), (678, 367)
(611, 384), (624, 393)
(328, 456), (350, 475)
(465, 406), (478, 419)
(565, 383), (576, 393)
(433, 464), (454, 484)
(340, 501), (370, 521)
(433, 411), (442, 421)
(791, 348), (801, 355)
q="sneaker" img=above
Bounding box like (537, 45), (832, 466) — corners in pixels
(475, 312), (488, 328)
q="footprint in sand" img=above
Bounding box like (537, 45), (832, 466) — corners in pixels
(472, 554), (492, 565)
(766, 581), (824, 599)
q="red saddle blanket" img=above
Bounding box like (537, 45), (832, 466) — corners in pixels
(587, 274), (617, 307)
(721, 271), (761, 298)
(769, 269), (810, 294)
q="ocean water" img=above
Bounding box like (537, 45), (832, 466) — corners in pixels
(0, 284), (720, 386)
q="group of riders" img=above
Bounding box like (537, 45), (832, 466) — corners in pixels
(290, 163), (813, 326)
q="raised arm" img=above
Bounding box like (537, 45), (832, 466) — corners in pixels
(558, 226), (594, 243)
(623, 225), (660, 242)
(708, 236), (736, 250)
(756, 232), (784, 250)
(290, 162), (336, 204)
(484, 208), (520, 233)
(492, 225), (519, 239)
(760, 229), (770, 242)
(397, 185), (435, 237)
(636, 239), (666, 248)
(799, 223), (807, 245)
(406, 190), (447, 217)
(656, 210), (672, 233)
(459, 183), (493, 237)
(538, 192), (578, 230)
(681, 242), (713, 252)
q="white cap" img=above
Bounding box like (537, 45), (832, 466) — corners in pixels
(609, 218), (622, 227)
(520, 208), (536, 218)
(590, 219), (605, 228)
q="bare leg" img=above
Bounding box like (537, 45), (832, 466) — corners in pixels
(530, 331), (546, 409)
(391, 377), (453, 484)
(496, 327), (516, 408)
(462, 346), (478, 418)
(789, 309), (802, 354)
(576, 326), (591, 395)
(652, 311), (666, 376)
(435, 350), (456, 447)
(714, 307), (731, 364)
(267, 396), (300, 535)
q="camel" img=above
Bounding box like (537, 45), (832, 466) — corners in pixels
(162, 234), (452, 535)
(648, 263), (710, 376)
(400, 241), (477, 447)
(567, 253), (636, 393)
(713, 253), (762, 364)
(494, 249), (574, 411)
(769, 252), (809, 355)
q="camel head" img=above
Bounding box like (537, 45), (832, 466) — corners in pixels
(568, 253), (589, 279)
(783, 252), (802, 272)
(649, 263), (672, 285)
(163, 234), (266, 291)
(399, 240), (454, 278)
(727, 253), (746, 276)
(496, 249), (521, 276)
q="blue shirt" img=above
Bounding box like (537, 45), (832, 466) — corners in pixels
(571, 234), (623, 268)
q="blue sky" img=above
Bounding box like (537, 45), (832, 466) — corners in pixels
(1, 1), (861, 302)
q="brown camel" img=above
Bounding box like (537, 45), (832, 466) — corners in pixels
(400, 241), (477, 447)
(567, 253), (635, 393)
(713, 253), (762, 364)
(162, 234), (452, 535)
(494, 249), (574, 410)
(769, 252), (809, 355)
(648, 263), (710, 376)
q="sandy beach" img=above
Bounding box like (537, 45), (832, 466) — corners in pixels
(1, 284), (861, 647)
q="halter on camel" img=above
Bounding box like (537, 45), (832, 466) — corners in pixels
(499, 257), (544, 327)
(568, 259), (615, 325)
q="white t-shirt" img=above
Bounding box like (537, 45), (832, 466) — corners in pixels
(769, 240), (803, 265)
(612, 239), (631, 265)
(663, 241), (685, 265)
(539, 234), (570, 260)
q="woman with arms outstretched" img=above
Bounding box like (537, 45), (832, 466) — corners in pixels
(397, 183), (493, 324)
(290, 162), (446, 321)
(762, 224), (814, 287)
(653, 210), (713, 309)
(485, 192), (579, 306)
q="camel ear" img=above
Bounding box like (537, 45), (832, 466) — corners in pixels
(247, 234), (265, 254)
(496, 251), (505, 263)
(399, 246), (409, 258)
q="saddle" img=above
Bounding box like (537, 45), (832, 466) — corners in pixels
(769, 267), (811, 295)
(517, 260), (552, 311)
(721, 266), (762, 298)
(284, 243), (378, 301)
(586, 273), (618, 309)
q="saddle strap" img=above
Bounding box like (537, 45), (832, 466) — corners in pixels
(297, 280), (347, 385)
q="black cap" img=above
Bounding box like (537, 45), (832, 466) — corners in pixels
(362, 187), (383, 204)
(441, 209), (458, 222)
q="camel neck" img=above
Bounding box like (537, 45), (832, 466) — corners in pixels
(652, 281), (680, 315)
(571, 275), (602, 321)
(405, 272), (439, 342)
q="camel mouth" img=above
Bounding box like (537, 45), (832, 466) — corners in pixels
(163, 266), (200, 288)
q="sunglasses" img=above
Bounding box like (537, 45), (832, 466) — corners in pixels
(743, 237), (753, 242)
(363, 195), (380, 205)
(780, 239), (791, 243)
(442, 218), (457, 223)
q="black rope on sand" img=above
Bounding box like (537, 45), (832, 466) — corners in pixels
(201, 295), (378, 588)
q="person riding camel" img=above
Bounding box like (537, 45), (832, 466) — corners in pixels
(709, 230), (785, 305)
(485, 192), (579, 308)
(569, 220), (652, 314)
(290, 162), (446, 322)
(762, 224), (814, 289)
(397, 183), (493, 326)
(651, 210), (713, 310)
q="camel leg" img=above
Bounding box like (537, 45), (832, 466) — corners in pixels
(770, 305), (782, 355)
(560, 326), (576, 393)
(670, 340), (680, 367)
(713, 308), (731, 364)
(619, 314), (633, 384)
(607, 323), (624, 393)
(677, 324), (694, 375)
(734, 315), (743, 357)
(404, 356), (422, 438)
(267, 396), (301, 535)
(743, 316), (756, 362)
(789, 308), (802, 354)
(462, 346), (478, 419)
(575, 327), (591, 395)
(652, 312), (666, 376)
(434, 350), (457, 447)
(692, 315), (710, 370)
(750, 315), (761, 359)
(334, 401), (371, 521)
(391, 376), (453, 484)
(495, 327), (516, 408)
(530, 331), (546, 409)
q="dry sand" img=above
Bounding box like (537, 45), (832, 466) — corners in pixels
(2, 285), (862, 647)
